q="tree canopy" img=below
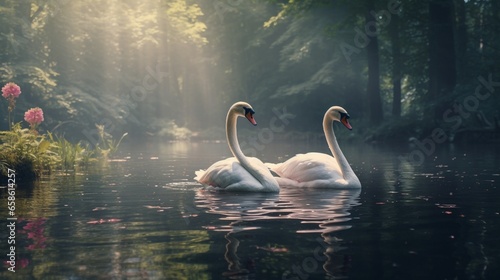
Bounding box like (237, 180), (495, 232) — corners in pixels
(1, 0), (499, 143)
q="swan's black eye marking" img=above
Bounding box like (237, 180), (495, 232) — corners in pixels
(339, 112), (350, 119)
(243, 107), (255, 115)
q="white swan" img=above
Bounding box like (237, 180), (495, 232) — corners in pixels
(267, 106), (361, 189)
(194, 102), (280, 193)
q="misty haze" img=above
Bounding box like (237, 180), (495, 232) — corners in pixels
(1, 0), (499, 279)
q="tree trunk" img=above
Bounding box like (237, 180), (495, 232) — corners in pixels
(428, 0), (457, 119)
(365, 0), (383, 123)
(390, 12), (402, 118)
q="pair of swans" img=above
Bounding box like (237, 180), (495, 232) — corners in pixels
(194, 102), (361, 192)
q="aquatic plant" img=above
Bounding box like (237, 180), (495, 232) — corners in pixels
(0, 123), (58, 179)
(94, 124), (128, 159)
(0, 82), (125, 180)
(1, 83), (53, 178)
(50, 134), (82, 171)
(47, 133), (96, 171)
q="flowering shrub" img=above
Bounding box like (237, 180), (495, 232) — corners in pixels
(24, 107), (44, 132)
(0, 122), (57, 179)
(2, 82), (21, 128)
(24, 107), (44, 125)
(1, 82), (21, 99)
(0, 82), (125, 180)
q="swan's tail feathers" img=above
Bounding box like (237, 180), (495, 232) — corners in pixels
(194, 169), (206, 182)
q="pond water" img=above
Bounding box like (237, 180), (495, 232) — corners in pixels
(1, 139), (499, 279)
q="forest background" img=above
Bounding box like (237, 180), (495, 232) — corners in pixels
(1, 0), (499, 146)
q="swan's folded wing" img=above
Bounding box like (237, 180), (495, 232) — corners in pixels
(195, 157), (237, 186)
(194, 158), (262, 190)
(272, 152), (342, 182)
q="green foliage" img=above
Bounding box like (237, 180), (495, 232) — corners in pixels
(148, 119), (193, 140)
(94, 124), (128, 159)
(264, 0), (331, 27)
(0, 122), (126, 179)
(47, 133), (96, 171)
(166, 0), (208, 46)
(1, 0), (500, 143)
(0, 123), (58, 179)
(0, 0), (58, 96)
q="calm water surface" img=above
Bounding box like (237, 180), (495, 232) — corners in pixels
(1, 140), (499, 279)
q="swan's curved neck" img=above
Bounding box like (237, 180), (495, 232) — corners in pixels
(226, 110), (265, 183)
(323, 115), (356, 180)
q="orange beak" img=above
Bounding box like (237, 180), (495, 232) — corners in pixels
(245, 111), (257, 126)
(341, 115), (352, 130)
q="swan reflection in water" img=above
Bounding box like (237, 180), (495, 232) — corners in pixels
(194, 187), (361, 278)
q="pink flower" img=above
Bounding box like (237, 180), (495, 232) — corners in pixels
(24, 107), (44, 126)
(1, 82), (21, 99)
(19, 259), (30, 268)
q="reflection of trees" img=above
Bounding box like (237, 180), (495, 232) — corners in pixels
(0, 168), (215, 279)
(350, 144), (500, 279)
(13, 179), (62, 218)
(49, 186), (211, 280)
(1, 176), (86, 279)
(195, 187), (360, 278)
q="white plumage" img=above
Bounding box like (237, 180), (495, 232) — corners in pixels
(267, 106), (361, 189)
(195, 102), (280, 193)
